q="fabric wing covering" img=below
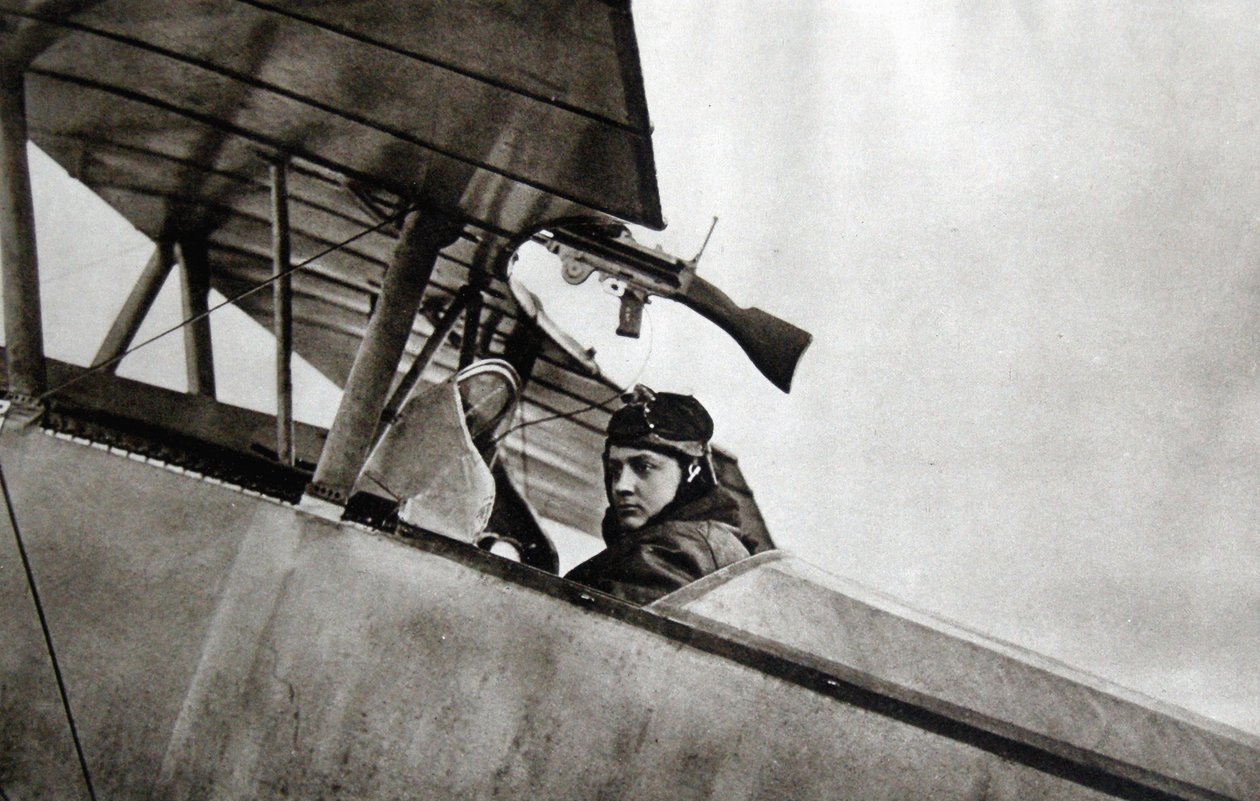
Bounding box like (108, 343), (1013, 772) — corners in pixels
(1, 1), (773, 552)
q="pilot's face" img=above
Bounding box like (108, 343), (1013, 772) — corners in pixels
(606, 445), (683, 531)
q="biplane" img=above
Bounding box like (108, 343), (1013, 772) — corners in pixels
(1, 3), (1258, 800)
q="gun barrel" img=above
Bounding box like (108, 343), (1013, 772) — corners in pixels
(543, 228), (691, 294)
(677, 276), (812, 393)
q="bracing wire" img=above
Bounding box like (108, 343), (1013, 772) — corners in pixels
(358, 471), (401, 503)
(0, 420), (98, 801)
(35, 208), (406, 405)
(494, 388), (622, 444)
(38, 240), (154, 288)
(493, 303), (656, 445)
(0, 204), (402, 800)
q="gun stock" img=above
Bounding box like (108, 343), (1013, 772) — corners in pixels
(540, 227), (814, 392)
(676, 276), (813, 393)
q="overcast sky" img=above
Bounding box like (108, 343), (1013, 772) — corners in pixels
(617, 1), (1260, 736)
(12, 1), (1260, 737)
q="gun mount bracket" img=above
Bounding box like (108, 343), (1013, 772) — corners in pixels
(554, 246), (597, 285)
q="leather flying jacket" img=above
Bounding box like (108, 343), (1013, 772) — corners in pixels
(564, 487), (751, 605)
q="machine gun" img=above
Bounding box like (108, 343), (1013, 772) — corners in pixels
(535, 224), (813, 393)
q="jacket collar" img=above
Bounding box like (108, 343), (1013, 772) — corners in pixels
(601, 486), (742, 546)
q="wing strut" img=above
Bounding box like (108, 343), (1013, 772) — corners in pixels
(269, 157), (295, 466)
(176, 236), (216, 397)
(94, 241), (176, 373)
(381, 287), (470, 427)
(305, 208), (464, 505)
(458, 241), (497, 370)
(0, 67), (47, 403)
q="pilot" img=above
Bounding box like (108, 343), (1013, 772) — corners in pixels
(564, 386), (751, 605)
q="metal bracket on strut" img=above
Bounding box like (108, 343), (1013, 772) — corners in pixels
(299, 480), (349, 521)
(0, 394), (44, 430)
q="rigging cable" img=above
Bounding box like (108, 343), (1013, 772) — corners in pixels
(0, 419), (99, 801)
(0, 207), (403, 799)
(35, 208), (407, 405)
(494, 303), (656, 445)
(497, 388), (623, 445)
(499, 304), (656, 512)
(37, 240), (154, 289)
